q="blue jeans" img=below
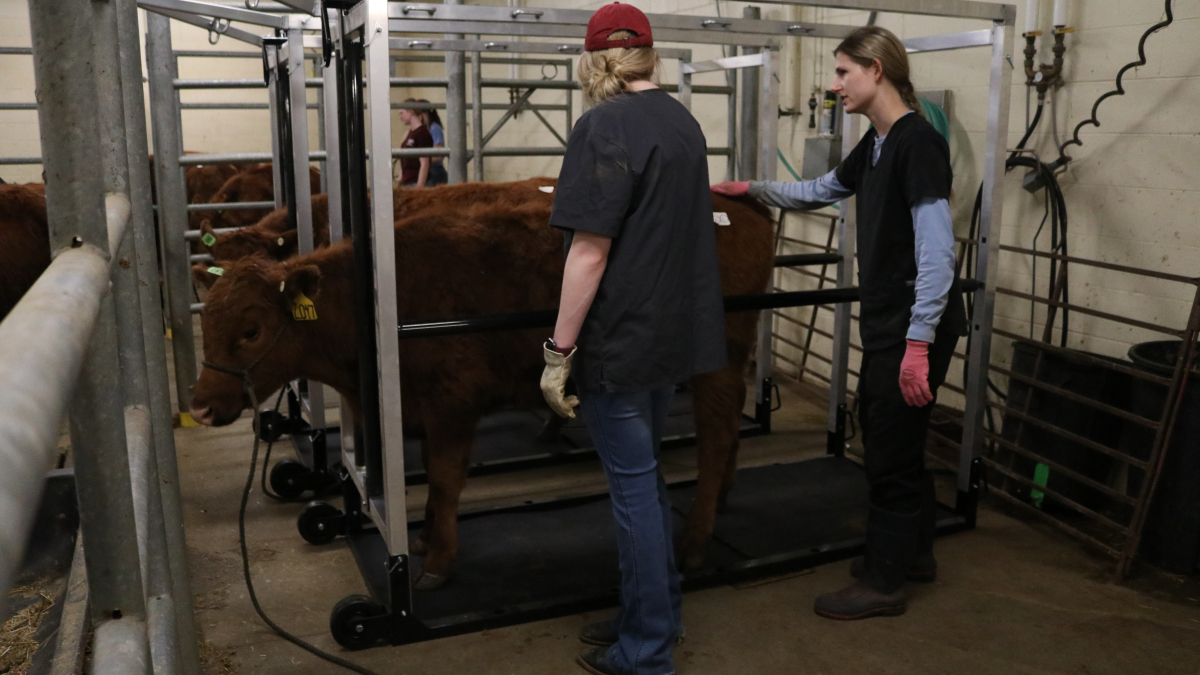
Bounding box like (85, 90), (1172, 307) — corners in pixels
(579, 387), (681, 675)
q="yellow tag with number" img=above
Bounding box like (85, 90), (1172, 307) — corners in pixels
(291, 292), (318, 321)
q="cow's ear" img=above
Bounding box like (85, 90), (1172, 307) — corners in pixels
(198, 220), (216, 250)
(273, 231), (298, 259)
(282, 264), (321, 300)
(192, 264), (221, 290)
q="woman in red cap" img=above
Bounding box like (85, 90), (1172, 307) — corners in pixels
(540, 3), (724, 674)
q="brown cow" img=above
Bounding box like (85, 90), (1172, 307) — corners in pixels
(185, 163), (246, 230)
(200, 194), (331, 262)
(200, 177), (560, 263)
(199, 164), (321, 233)
(189, 182), (773, 587)
(0, 183), (51, 322)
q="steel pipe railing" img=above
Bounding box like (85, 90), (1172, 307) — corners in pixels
(0, 246), (114, 597)
(186, 200), (276, 212)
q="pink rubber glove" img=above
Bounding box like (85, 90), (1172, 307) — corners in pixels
(899, 339), (934, 407)
(711, 181), (750, 197)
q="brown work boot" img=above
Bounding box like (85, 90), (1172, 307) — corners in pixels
(814, 580), (908, 620)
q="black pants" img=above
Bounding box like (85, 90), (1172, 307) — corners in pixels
(858, 335), (959, 516)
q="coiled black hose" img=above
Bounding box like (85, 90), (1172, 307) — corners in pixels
(1059, 1), (1175, 155)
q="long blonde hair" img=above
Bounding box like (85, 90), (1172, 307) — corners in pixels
(577, 30), (661, 106)
(834, 26), (924, 117)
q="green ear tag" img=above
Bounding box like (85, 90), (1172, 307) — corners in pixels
(201, 232), (217, 247)
(206, 266), (224, 276)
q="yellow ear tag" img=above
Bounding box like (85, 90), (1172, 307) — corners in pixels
(291, 292), (318, 321)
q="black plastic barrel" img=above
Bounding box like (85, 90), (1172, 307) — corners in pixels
(1121, 340), (1200, 574)
(998, 342), (1131, 513)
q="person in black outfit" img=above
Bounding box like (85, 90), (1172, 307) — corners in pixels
(540, 4), (724, 674)
(715, 25), (967, 620)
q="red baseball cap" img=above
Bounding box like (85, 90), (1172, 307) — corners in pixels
(584, 3), (654, 52)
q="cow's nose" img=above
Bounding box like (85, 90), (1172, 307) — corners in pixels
(189, 405), (215, 427)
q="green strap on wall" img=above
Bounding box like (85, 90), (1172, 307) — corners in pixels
(1030, 463), (1050, 509)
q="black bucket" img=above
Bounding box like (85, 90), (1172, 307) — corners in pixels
(1120, 340), (1200, 574)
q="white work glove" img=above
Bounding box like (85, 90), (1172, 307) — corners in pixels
(541, 342), (580, 418)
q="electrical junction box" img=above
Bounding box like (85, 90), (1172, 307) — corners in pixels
(801, 136), (842, 180)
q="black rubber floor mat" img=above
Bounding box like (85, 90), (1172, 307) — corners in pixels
(670, 455), (870, 560)
(405, 456), (876, 623)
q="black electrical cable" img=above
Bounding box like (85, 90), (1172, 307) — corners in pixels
(259, 388), (291, 502)
(1059, 0), (1175, 156)
(1012, 101), (1043, 156)
(239, 404), (384, 675)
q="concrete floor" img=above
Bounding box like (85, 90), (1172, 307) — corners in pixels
(172, 360), (1200, 674)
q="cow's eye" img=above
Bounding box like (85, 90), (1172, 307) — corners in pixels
(243, 328), (259, 341)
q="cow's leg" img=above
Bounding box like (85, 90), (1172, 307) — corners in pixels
(414, 405), (474, 590)
(679, 365), (745, 571)
(411, 440), (433, 556)
(717, 375), (748, 510)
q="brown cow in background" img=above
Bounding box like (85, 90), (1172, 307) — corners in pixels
(200, 194), (331, 262)
(0, 183), (51, 323)
(199, 177), (560, 263)
(189, 181), (774, 586)
(199, 164), (321, 233)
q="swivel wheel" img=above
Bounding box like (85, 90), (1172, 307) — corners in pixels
(330, 594), (387, 650)
(256, 409), (291, 442)
(269, 459), (312, 500)
(297, 500), (344, 545)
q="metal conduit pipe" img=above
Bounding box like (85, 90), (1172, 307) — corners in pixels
(84, 0), (154, 670)
(122, 2), (199, 664)
(172, 77), (324, 88)
(0, 248), (112, 598)
(147, 13), (198, 413)
(0, 157), (43, 164)
(186, 200), (276, 212)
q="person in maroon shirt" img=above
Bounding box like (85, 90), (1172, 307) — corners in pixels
(397, 99), (432, 188)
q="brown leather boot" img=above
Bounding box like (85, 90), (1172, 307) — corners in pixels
(814, 580), (908, 620)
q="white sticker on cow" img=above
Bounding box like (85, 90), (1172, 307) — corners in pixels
(713, 212), (731, 226)
(538, 186), (554, 193)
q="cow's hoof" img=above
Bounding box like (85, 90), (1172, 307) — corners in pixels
(410, 538), (428, 555)
(414, 571), (448, 591)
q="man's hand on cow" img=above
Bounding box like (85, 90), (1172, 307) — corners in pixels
(541, 342), (580, 418)
(711, 181), (751, 197)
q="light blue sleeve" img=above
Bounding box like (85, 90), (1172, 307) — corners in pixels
(430, 123), (444, 146)
(908, 197), (956, 343)
(747, 170), (853, 210)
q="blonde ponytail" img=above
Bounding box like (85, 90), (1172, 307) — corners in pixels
(577, 30), (661, 106)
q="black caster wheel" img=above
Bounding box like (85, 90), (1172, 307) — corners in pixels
(297, 500), (342, 545)
(330, 594), (387, 650)
(269, 459), (311, 500)
(257, 409), (290, 442)
(330, 461), (350, 485)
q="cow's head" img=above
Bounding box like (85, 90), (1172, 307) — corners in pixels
(189, 254), (321, 426)
(200, 219), (297, 262)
